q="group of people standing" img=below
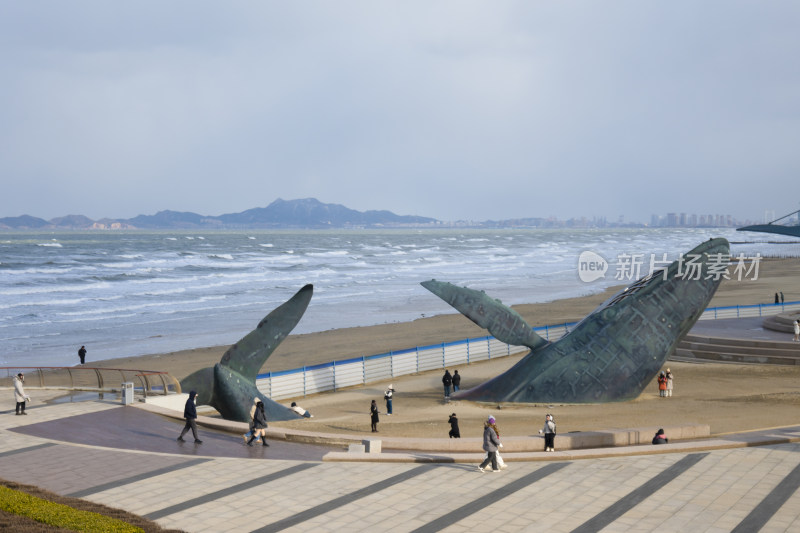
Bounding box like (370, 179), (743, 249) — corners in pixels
(442, 369), (461, 399)
(657, 368), (674, 397)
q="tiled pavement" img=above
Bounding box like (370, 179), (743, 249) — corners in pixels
(3, 400), (800, 532)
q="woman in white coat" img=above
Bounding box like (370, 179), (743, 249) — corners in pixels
(13, 373), (30, 415)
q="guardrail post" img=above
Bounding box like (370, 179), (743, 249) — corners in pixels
(487, 336), (491, 359)
(37, 368), (44, 387)
(467, 339), (470, 365)
(94, 368), (103, 390)
(545, 325), (550, 341)
(303, 366), (307, 397)
(67, 368), (73, 389)
(332, 360), (337, 392)
(158, 373), (169, 395)
(362, 356), (366, 386)
(442, 343), (446, 369)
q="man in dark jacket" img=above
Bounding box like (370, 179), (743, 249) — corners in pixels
(178, 390), (202, 444)
(442, 370), (452, 398)
(452, 370), (461, 392)
(448, 413), (460, 438)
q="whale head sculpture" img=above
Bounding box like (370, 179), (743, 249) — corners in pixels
(422, 238), (729, 403)
(180, 284), (313, 422)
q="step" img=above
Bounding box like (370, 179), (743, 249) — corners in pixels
(677, 341), (800, 358)
(673, 347), (800, 366)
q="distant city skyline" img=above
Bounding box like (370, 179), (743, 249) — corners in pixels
(1, 200), (795, 229)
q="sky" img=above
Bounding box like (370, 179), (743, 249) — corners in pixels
(2, 2), (799, 224)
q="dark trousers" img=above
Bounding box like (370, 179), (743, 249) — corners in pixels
(544, 433), (555, 449)
(479, 451), (498, 470)
(180, 418), (199, 440)
(444, 385), (451, 397)
(15, 401), (25, 414)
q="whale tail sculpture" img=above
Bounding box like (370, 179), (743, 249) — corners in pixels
(422, 238), (730, 403)
(180, 284), (313, 422)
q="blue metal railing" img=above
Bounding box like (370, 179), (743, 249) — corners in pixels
(257, 300), (800, 400)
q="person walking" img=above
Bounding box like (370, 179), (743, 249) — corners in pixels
(177, 390), (202, 444)
(448, 413), (460, 438)
(452, 370), (461, 393)
(781, 292), (785, 304)
(384, 384), (394, 415)
(665, 368), (674, 397)
(247, 401), (269, 446)
(370, 399), (379, 432)
(13, 373), (30, 415)
(539, 414), (556, 451)
(652, 428), (668, 444)
(442, 370), (452, 399)
(488, 415), (507, 469)
(794, 320), (799, 342)
(478, 419), (500, 472)
(78, 345), (87, 365)
(775, 292), (780, 304)
(242, 397), (260, 444)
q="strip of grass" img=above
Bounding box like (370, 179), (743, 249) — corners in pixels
(0, 478), (183, 533)
(0, 485), (143, 533)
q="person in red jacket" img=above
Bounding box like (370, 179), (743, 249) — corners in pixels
(657, 371), (667, 398)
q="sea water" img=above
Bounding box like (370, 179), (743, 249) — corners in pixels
(0, 228), (795, 368)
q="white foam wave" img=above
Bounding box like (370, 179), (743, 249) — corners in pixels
(0, 281), (112, 297)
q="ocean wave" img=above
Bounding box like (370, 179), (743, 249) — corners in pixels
(0, 281), (112, 297)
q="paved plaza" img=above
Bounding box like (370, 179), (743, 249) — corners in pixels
(3, 398), (800, 532)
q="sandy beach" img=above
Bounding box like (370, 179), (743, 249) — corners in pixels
(91, 256), (800, 439)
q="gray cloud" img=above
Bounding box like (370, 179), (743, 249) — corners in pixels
(1, 1), (799, 223)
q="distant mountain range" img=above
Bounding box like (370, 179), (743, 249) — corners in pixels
(0, 198), (440, 230)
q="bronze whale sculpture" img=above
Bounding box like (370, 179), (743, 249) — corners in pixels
(422, 238), (729, 403)
(180, 284), (313, 422)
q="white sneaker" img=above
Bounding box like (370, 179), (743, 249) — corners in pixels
(491, 469), (500, 473)
(478, 467), (485, 473)
(500, 464), (508, 469)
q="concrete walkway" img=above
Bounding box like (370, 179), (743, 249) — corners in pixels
(4, 398), (800, 532)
